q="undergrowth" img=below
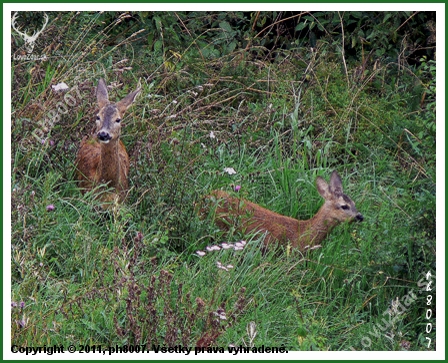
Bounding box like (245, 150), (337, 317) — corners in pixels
(10, 11), (436, 351)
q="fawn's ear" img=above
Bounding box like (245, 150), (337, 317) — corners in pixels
(329, 170), (343, 196)
(116, 87), (141, 115)
(97, 79), (109, 109)
(316, 176), (331, 199)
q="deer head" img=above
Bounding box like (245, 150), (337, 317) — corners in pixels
(316, 171), (364, 224)
(95, 78), (141, 144)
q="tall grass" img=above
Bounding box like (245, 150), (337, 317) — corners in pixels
(10, 11), (436, 351)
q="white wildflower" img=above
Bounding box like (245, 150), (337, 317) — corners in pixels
(213, 310), (227, 320)
(235, 241), (246, 249)
(206, 245), (221, 252)
(224, 167), (237, 175)
(216, 261), (229, 271)
(51, 82), (69, 92)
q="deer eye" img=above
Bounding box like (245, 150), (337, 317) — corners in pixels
(341, 205), (350, 210)
(116, 118), (121, 123)
(96, 115), (100, 121)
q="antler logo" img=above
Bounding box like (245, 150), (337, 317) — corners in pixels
(11, 12), (49, 54)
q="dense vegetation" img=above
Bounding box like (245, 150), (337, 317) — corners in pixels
(11, 11), (436, 352)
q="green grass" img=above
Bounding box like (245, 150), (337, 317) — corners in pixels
(10, 12), (436, 352)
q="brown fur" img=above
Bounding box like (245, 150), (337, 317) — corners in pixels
(75, 78), (140, 205)
(206, 171), (363, 251)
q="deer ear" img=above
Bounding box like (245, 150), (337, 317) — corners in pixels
(329, 171), (343, 196)
(97, 79), (109, 109)
(116, 88), (141, 115)
(316, 176), (331, 199)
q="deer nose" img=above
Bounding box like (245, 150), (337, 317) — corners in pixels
(356, 214), (364, 222)
(97, 131), (112, 142)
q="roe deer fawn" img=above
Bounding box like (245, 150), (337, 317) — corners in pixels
(76, 78), (141, 204)
(207, 171), (363, 251)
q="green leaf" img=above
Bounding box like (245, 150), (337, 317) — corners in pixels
(296, 22), (307, 31)
(219, 21), (233, 33)
(383, 13), (392, 23)
(351, 12), (363, 19)
(154, 40), (163, 53)
(154, 16), (162, 32)
(227, 41), (237, 53)
(147, 33), (154, 47)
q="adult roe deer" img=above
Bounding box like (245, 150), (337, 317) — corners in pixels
(207, 171), (363, 251)
(76, 78), (141, 204)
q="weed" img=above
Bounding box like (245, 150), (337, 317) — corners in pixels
(10, 11), (436, 351)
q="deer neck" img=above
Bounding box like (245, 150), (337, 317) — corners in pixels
(297, 204), (339, 248)
(99, 139), (123, 188)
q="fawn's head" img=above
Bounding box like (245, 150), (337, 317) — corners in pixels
(95, 78), (141, 144)
(316, 171), (364, 223)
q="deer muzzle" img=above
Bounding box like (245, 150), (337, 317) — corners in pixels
(97, 131), (112, 143)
